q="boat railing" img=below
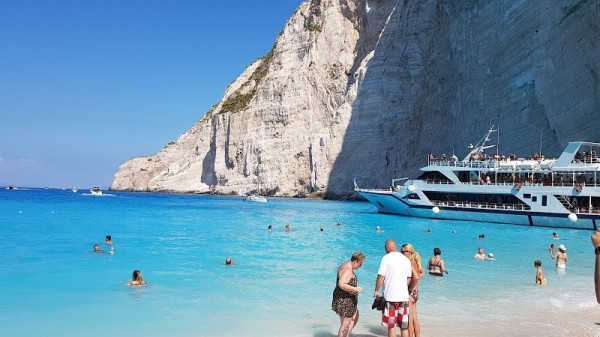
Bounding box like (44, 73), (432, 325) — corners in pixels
(431, 200), (531, 211)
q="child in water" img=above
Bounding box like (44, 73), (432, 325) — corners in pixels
(534, 260), (547, 285)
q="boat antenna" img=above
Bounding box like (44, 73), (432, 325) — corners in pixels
(496, 124), (500, 157)
(539, 129), (543, 156)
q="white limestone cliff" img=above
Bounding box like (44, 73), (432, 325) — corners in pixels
(111, 0), (600, 199)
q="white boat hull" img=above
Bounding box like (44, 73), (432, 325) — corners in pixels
(243, 195), (267, 203)
(358, 189), (598, 230)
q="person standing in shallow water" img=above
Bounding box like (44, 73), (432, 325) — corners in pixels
(331, 251), (365, 337)
(402, 243), (424, 337)
(427, 248), (448, 276)
(534, 260), (547, 285)
(375, 239), (412, 337)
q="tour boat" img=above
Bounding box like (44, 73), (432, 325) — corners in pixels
(355, 127), (600, 229)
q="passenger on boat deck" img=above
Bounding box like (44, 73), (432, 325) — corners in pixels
(429, 153), (437, 160)
(474, 248), (488, 260)
(440, 154), (447, 160)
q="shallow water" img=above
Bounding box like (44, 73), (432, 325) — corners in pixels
(0, 188), (598, 337)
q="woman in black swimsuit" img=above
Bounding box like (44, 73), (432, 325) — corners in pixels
(427, 247), (448, 276)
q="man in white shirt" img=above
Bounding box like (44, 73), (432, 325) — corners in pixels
(374, 239), (412, 337)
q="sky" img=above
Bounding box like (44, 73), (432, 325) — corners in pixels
(0, 0), (303, 189)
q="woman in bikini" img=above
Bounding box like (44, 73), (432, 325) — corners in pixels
(427, 247), (448, 276)
(402, 243), (425, 337)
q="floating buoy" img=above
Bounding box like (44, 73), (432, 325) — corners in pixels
(568, 213), (577, 222)
(432, 206), (440, 214)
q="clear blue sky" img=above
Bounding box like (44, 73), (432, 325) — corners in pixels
(0, 0), (303, 189)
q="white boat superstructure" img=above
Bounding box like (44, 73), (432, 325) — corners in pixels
(355, 126), (600, 229)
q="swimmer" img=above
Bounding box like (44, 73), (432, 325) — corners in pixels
(268, 225), (273, 231)
(376, 226), (381, 232)
(105, 235), (112, 245)
(225, 257), (236, 265)
(426, 228), (432, 233)
(487, 253), (495, 261)
(320, 227), (324, 232)
(549, 243), (557, 255)
(93, 244), (104, 253)
(285, 224), (291, 232)
(553, 232), (560, 240)
(478, 234), (485, 239)
(474, 247), (487, 260)
(128, 270), (147, 286)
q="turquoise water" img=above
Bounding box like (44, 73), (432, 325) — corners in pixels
(0, 188), (598, 337)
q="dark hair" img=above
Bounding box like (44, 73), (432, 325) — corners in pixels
(105, 235), (112, 241)
(132, 270), (141, 280)
(433, 247), (442, 256)
(534, 260), (542, 267)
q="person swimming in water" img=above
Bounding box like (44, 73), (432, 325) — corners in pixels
(128, 270), (147, 286)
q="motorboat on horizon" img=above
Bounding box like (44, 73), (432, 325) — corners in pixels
(90, 187), (103, 195)
(242, 192), (267, 203)
(355, 126), (600, 230)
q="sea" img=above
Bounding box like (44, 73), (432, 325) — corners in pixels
(0, 188), (599, 337)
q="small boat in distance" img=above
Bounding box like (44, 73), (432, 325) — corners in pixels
(90, 187), (103, 195)
(6, 185), (15, 190)
(355, 126), (600, 230)
(243, 193), (267, 203)
(72, 187), (78, 193)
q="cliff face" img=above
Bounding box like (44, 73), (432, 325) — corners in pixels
(111, 0), (600, 198)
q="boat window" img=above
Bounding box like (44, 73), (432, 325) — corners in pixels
(406, 193), (421, 200)
(532, 196), (537, 202)
(523, 194), (531, 199)
(416, 171), (453, 184)
(542, 196), (547, 206)
(423, 191), (526, 207)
